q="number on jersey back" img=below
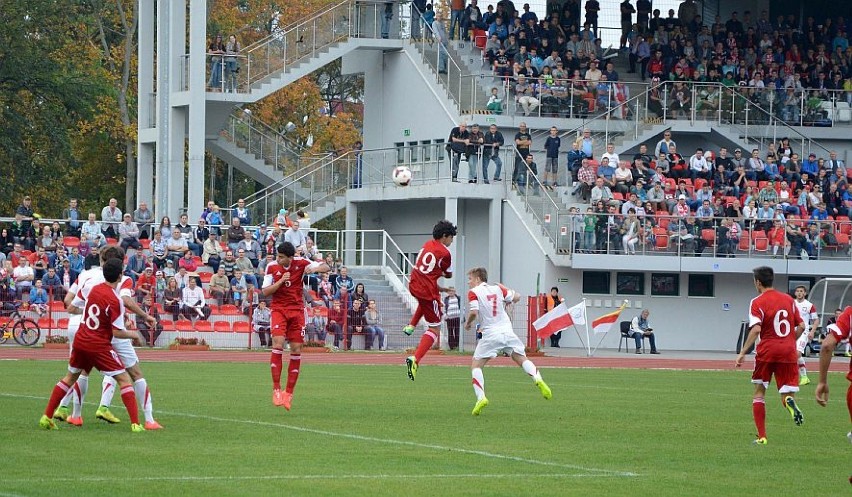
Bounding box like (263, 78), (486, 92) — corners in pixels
(749, 289), (803, 362)
(468, 283), (514, 333)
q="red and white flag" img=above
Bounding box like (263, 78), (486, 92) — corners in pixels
(533, 301), (586, 339)
(591, 303), (627, 334)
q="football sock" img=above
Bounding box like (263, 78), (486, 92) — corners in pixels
(71, 374), (89, 418)
(797, 358), (807, 378)
(44, 380), (73, 418)
(753, 398), (766, 439)
(846, 385), (851, 423)
(521, 360), (542, 382)
(471, 368), (486, 401)
(133, 378), (154, 424)
(100, 375), (117, 407)
(271, 348), (284, 390)
(408, 307), (424, 327)
(59, 382), (74, 409)
(285, 354), (301, 394)
(119, 385), (140, 425)
(413, 329), (437, 364)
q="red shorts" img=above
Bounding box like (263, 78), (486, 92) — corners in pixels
(68, 345), (126, 377)
(752, 360), (799, 393)
(415, 297), (442, 328)
(271, 308), (305, 343)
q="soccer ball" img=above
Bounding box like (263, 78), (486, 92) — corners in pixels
(392, 166), (412, 187)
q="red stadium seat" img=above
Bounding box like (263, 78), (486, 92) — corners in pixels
(49, 300), (65, 312)
(160, 319), (175, 331)
(198, 272), (213, 284)
(38, 318), (56, 330)
(213, 321), (232, 332)
(194, 321), (213, 333)
(738, 236), (751, 252)
(63, 237), (80, 248)
(140, 239), (151, 250)
(57, 318), (69, 330)
(233, 322), (251, 333)
(753, 237), (769, 252)
(219, 304), (240, 315)
(175, 321), (194, 332)
(654, 235), (669, 250)
(701, 229), (716, 247)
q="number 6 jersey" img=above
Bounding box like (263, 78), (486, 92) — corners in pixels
(408, 239), (452, 301)
(748, 288), (803, 363)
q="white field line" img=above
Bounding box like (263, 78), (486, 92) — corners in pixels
(1, 473), (625, 484)
(2, 393), (637, 478)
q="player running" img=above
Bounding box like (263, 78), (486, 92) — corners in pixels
(815, 306), (852, 445)
(792, 285), (819, 385)
(261, 242), (330, 410)
(52, 246), (161, 429)
(403, 220), (457, 381)
(39, 259), (145, 432)
(736, 266), (805, 445)
(463, 267), (551, 416)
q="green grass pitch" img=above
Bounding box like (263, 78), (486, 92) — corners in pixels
(0, 360), (849, 496)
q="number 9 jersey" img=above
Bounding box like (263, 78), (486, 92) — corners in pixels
(408, 239), (452, 301)
(748, 288), (803, 363)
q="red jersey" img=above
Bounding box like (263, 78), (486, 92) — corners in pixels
(826, 306), (852, 381)
(408, 239), (452, 300)
(73, 282), (126, 351)
(748, 289), (803, 363)
(262, 258), (319, 310)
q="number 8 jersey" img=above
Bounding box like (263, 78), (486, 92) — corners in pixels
(408, 239), (452, 301)
(468, 283), (514, 334)
(748, 288), (803, 363)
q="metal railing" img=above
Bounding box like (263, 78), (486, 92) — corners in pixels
(220, 108), (307, 177)
(559, 211), (852, 261)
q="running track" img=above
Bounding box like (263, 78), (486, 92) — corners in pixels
(0, 348), (848, 372)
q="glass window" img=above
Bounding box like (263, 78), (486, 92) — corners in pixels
(688, 274), (714, 297)
(435, 139), (445, 160)
(650, 273), (680, 296)
(421, 140), (431, 161)
(582, 271), (611, 295)
(395, 142), (405, 164)
(408, 141), (419, 162)
(616, 272), (645, 296)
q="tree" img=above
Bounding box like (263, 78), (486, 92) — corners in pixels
(88, 0), (139, 213)
(0, 1), (107, 215)
(314, 59), (364, 117)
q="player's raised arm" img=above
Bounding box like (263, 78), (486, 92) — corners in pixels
(305, 261), (330, 275)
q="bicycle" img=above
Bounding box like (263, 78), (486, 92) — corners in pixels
(0, 308), (41, 346)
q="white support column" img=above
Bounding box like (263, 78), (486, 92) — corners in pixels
(165, 0), (187, 219)
(154, 0), (171, 221)
(344, 201), (358, 265)
(488, 198), (502, 281)
(136, 0), (155, 208)
(186, 0), (207, 220)
(444, 197), (459, 290)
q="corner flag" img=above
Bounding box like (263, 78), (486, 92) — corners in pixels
(533, 301), (586, 339)
(591, 302), (627, 334)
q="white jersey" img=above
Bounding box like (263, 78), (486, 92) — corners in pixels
(794, 298), (818, 333)
(467, 282), (515, 334)
(70, 267), (134, 308)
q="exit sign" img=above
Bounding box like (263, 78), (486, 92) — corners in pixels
(403, 129), (411, 137)
(485, 117), (496, 123)
(557, 278), (569, 283)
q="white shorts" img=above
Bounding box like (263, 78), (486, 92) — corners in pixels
(67, 315), (82, 357)
(111, 338), (139, 369)
(796, 332), (810, 355)
(473, 331), (526, 360)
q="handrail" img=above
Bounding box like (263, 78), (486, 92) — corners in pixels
(242, 0), (350, 53)
(409, 3), (466, 111)
(235, 107), (307, 154)
(235, 152), (336, 212)
(242, 0), (401, 91)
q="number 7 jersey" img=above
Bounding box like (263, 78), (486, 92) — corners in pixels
(468, 282), (515, 334)
(408, 239), (452, 301)
(748, 288), (803, 363)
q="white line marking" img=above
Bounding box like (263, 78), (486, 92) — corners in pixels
(1, 473), (626, 484)
(1, 393), (637, 477)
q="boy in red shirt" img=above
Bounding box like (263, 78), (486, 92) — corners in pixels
(403, 220), (457, 381)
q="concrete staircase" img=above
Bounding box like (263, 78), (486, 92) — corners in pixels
(343, 266), (418, 351)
